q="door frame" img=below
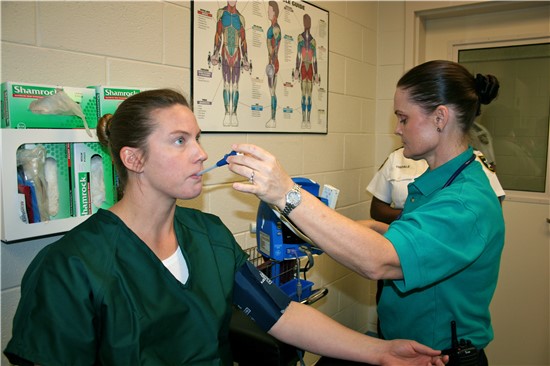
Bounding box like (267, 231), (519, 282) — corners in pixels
(404, 1), (548, 70)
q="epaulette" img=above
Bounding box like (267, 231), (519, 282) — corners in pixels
(478, 153), (496, 172)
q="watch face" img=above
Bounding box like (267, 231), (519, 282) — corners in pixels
(287, 189), (301, 206)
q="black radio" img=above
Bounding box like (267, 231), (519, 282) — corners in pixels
(443, 321), (480, 366)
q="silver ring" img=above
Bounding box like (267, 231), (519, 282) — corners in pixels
(249, 170), (255, 183)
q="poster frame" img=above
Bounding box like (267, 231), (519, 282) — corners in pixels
(191, 0), (329, 134)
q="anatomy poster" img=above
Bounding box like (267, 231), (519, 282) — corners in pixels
(192, 0), (329, 133)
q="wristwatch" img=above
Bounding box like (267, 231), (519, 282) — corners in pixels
(282, 183), (302, 216)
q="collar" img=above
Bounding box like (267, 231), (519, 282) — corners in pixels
(412, 146), (475, 196)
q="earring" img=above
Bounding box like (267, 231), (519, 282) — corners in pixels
(436, 116), (442, 132)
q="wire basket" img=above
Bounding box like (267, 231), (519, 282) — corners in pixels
(244, 246), (328, 304)
(244, 246), (296, 286)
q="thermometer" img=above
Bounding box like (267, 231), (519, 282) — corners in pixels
(197, 151), (238, 176)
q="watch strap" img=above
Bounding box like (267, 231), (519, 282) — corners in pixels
(282, 184), (301, 216)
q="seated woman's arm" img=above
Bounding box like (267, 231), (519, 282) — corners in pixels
(233, 262), (447, 366)
(270, 301), (447, 366)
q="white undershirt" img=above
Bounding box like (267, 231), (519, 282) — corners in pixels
(162, 246), (189, 284)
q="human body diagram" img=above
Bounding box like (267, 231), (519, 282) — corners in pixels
(293, 14), (319, 129)
(265, 1), (281, 128)
(195, 1), (328, 132)
(211, 0), (250, 127)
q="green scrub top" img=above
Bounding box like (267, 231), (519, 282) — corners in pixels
(4, 207), (248, 366)
(381, 147), (505, 351)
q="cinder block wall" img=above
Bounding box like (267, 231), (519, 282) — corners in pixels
(1, 2), (379, 365)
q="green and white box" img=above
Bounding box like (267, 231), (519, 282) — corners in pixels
(91, 86), (151, 118)
(70, 142), (116, 216)
(1, 82), (98, 129)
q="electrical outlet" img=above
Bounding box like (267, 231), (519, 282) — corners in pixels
(321, 184), (340, 209)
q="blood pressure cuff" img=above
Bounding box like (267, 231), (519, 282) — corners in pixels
(233, 261), (292, 332)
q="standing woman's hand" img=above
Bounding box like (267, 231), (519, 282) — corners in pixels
(227, 144), (295, 209)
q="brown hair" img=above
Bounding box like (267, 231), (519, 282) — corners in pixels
(397, 60), (499, 133)
(97, 88), (190, 193)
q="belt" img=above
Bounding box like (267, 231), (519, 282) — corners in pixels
(442, 348), (486, 366)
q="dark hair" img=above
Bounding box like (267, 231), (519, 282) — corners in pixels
(397, 60), (499, 132)
(269, 1), (279, 17)
(97, 88), (190, 192)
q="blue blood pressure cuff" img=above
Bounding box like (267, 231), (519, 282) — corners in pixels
(233, 261), (292, 332)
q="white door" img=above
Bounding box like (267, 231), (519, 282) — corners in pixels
(406, 2), (550, 365)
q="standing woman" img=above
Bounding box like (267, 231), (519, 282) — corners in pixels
(228, 60), (504, 366)
(4, 89), (448, 366)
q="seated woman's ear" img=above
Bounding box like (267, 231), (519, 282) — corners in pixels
(120, 147), (144, 173)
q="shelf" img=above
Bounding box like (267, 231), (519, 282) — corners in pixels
(1, 128), (99, 243)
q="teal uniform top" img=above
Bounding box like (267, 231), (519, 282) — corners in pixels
(380, 147), (505, 351)
(4, 207), (248, 366)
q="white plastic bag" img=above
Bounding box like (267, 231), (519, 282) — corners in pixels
(17, 145), (50, 222)
(29, 89), (92, 136)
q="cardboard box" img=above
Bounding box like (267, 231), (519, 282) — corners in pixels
(1, 82), (97, 129)
(90, 86), (150, 118)
(70, 142), (117, 216)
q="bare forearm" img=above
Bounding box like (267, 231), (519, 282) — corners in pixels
(357, 219), (390, 235)
(269, 302), (386, 363)
(286, 191), (402, 280)
(227, 144), (402, 279)
(269, 302), (447, 366)
(370, 197), (402, 224)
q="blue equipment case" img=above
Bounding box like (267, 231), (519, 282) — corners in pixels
(256, 177), (325, 261)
